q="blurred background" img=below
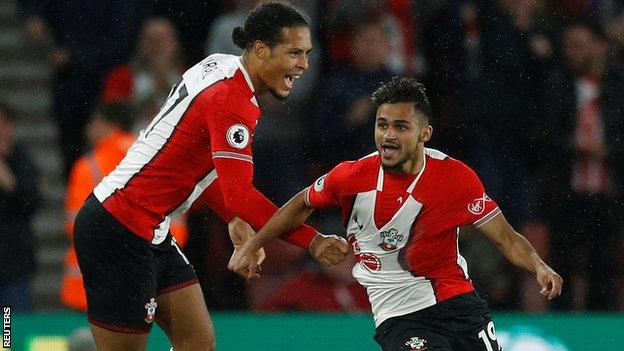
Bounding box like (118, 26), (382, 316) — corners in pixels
(0, 0), (623, 350)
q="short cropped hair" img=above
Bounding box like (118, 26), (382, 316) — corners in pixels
(371, 76), (432, 122)
(232, 1), (308, 50)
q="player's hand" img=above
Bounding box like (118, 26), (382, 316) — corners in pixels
(536, 265), (563, 300)
(227, 217), (265, 266)
(309, 233), (349, 266)
(228, 240), (263, 281)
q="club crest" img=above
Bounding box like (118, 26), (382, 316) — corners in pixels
(144, 297), (157, 323)
(378, 228), (404, 251)
(405, 336), (428, 350)
(468, 193), (491, 215)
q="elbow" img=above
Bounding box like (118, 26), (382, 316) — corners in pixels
(221, 186), (248, 215)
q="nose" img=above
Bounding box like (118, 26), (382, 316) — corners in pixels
(384, 127), (397, 140)
(298, 54), (309, 71)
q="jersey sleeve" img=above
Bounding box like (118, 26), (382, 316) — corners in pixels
(208, 92), (255, 163)
(305, 161), (351, 209)
(446, 161), (501, 228)
(206, 98), (316, 249)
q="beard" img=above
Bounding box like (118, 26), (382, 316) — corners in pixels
(268, 88), (289, 100)
(380, 152), (414, 174)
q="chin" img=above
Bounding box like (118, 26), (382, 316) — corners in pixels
(269, 88), (289, 100)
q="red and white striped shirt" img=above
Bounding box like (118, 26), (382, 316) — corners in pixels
(305, 149), (500, 326)
(94, 54), (315, 246)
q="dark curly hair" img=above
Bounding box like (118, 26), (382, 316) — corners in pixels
(232, 1), (309, 50)
(371, 76), (432, 122)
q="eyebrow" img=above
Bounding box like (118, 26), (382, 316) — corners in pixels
(376, 117), (411, 124)
(290, 47), (313, 54)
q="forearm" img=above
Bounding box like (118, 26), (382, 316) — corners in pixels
(246, 190), (314, 251)
(479, 214), (549, 274)
(214, 158), (315, 248)
(497, 231), (548, 274)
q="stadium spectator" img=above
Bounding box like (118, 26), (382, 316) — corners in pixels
(17, 0), (140, 178)
(0, 101), (40, 311)
(321, 0), (419, 74)
(147, 0), (225, 66)
(101, 17), (185, 132)
(309, 18), (394, 171)
(205, 0), (259, 56)
(542, 20), (624, 310)
(416, 1), (481, 158)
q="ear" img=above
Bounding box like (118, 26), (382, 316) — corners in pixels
(251, 40), (271, 60)
(420, 125), (433, 143)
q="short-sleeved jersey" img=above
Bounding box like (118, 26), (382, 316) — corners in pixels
(305, 149), (500, 326)
(94, 54), (316, 247)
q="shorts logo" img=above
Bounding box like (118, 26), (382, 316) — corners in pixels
(378, 228), (404, 251)
(405, 336), (428, 350)
(314, 175), (327, 192)
(468, 193), (491, 215)
(144, 298), (157, 324)
(227, 124), (250, 149)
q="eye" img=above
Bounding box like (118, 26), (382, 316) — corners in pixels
(376, 122), (388, 129)
(397, 124), (408, 131)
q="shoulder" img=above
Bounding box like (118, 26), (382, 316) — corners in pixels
(323, 153), (379, 191)
(336, 152), (379, 177)
(424, 149), (480, 185)
(183, 54), (243, 94)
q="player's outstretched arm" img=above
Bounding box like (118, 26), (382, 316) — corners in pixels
(478, 213), (563, 300)
(228, 190), (349, 281)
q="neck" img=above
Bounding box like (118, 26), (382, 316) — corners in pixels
(385, 147), (425, 175)
(241, 53), (266, 94)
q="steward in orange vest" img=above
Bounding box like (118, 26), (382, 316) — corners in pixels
(60, 103), (189, 311)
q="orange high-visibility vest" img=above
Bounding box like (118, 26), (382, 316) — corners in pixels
(60, 129), (189, 311)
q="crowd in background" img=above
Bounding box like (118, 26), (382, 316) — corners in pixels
(2, 0), (623, 314)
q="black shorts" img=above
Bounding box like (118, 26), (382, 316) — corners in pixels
(374, 292), (501, 351)
(74, 194), (197, 334)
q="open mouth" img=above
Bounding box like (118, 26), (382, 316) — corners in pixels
(284, 74), (301, 89)
(381, 144), (399, 158)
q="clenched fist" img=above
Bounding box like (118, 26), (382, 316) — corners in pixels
(309, 233), (349, 266)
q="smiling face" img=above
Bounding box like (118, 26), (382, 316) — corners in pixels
(374, 102), (432, 173)
(255, 26), (312, 99)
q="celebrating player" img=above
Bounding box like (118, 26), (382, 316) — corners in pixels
(229, 76), (563, 350)
(73, 2), (348, 351)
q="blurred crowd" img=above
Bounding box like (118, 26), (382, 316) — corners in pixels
(2, 0), (623, 314)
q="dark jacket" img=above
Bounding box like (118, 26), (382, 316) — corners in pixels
(541, 65), (624, 199)
(0, 143), (40, 282)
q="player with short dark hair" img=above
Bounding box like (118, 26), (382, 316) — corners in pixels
(73, 2), (348, 350)
(230, 76), (563, 350)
